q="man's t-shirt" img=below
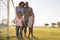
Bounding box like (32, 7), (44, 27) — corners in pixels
(24, 7), (34, 21)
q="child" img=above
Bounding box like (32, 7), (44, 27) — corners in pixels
(28, 13), (34, 37)
(15, 12), (24, 38)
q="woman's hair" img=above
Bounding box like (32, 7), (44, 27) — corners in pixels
(19, 1), (24, 6)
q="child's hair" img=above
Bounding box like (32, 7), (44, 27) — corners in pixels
(16, 12), (22, 16)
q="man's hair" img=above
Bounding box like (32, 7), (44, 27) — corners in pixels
(25, 2), (28, 5)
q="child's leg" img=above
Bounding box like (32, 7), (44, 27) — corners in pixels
(20, 26), (23, 37)
(16, 26), (19, 37)
(31, 27), (33, 37)
(28, 28), (31, 37)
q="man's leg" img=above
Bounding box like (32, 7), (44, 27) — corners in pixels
(24, 21), (28, 37)
(24, 27), (27, 37)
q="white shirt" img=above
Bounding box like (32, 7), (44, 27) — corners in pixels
(28, 15), (34, 28)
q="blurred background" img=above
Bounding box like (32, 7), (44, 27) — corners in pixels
(0, 0), (60, 40)
(0, 0), (60, 27)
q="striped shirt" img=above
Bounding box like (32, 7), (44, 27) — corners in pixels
(28, 15), (34, 28)
(15, 17), (23, 26)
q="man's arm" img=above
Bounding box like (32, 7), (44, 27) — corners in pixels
(30, 8), (35, 18)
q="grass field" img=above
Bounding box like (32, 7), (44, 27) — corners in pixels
(0, 26), (60, 40)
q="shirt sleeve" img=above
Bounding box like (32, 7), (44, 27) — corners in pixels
(16, 7), (19, 13)
(30, 7), (35, 18)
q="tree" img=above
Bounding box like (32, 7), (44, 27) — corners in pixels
(44, 23), (49, 27)
(11, 19), (16, 26)
(57, 22), (60, 28)
(1, 19), (7, 24)
(0, 18), (7, 27)
(51, 23), (56, 28)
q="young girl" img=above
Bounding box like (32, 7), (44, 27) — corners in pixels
(28, 13), (34, 37)
(15, 12), (24, 38)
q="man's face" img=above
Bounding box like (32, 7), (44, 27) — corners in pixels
(25, 2), (28, 7)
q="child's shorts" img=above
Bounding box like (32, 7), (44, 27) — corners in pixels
(29, 27), (33, 31)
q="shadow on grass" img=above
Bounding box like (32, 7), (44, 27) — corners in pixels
(9, 36), (39, 40)
(27, 36), (39, 40)
(9, 36), (25, 40)
(17, 37), (25, 40)
(0, 31), (3, 40)
(0, 36), (39, 40)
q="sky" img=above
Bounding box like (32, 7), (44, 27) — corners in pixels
(0, 0), (60, 26)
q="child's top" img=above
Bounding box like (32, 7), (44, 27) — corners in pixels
(28, 15), (34, 28)
(15, 16), (23, 26)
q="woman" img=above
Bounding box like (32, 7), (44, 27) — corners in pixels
(16, 1), (25, 15)
(16, 1), (25, 37)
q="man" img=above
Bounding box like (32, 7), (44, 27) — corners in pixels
(23, 2), (34, 37)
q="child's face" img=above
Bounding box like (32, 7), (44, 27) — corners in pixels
(17, 13), (22, 19)
(29, 13), (33, 16)
(17, 13), (21, 16)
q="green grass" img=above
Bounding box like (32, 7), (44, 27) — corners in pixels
(0, 26), (60, 40)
